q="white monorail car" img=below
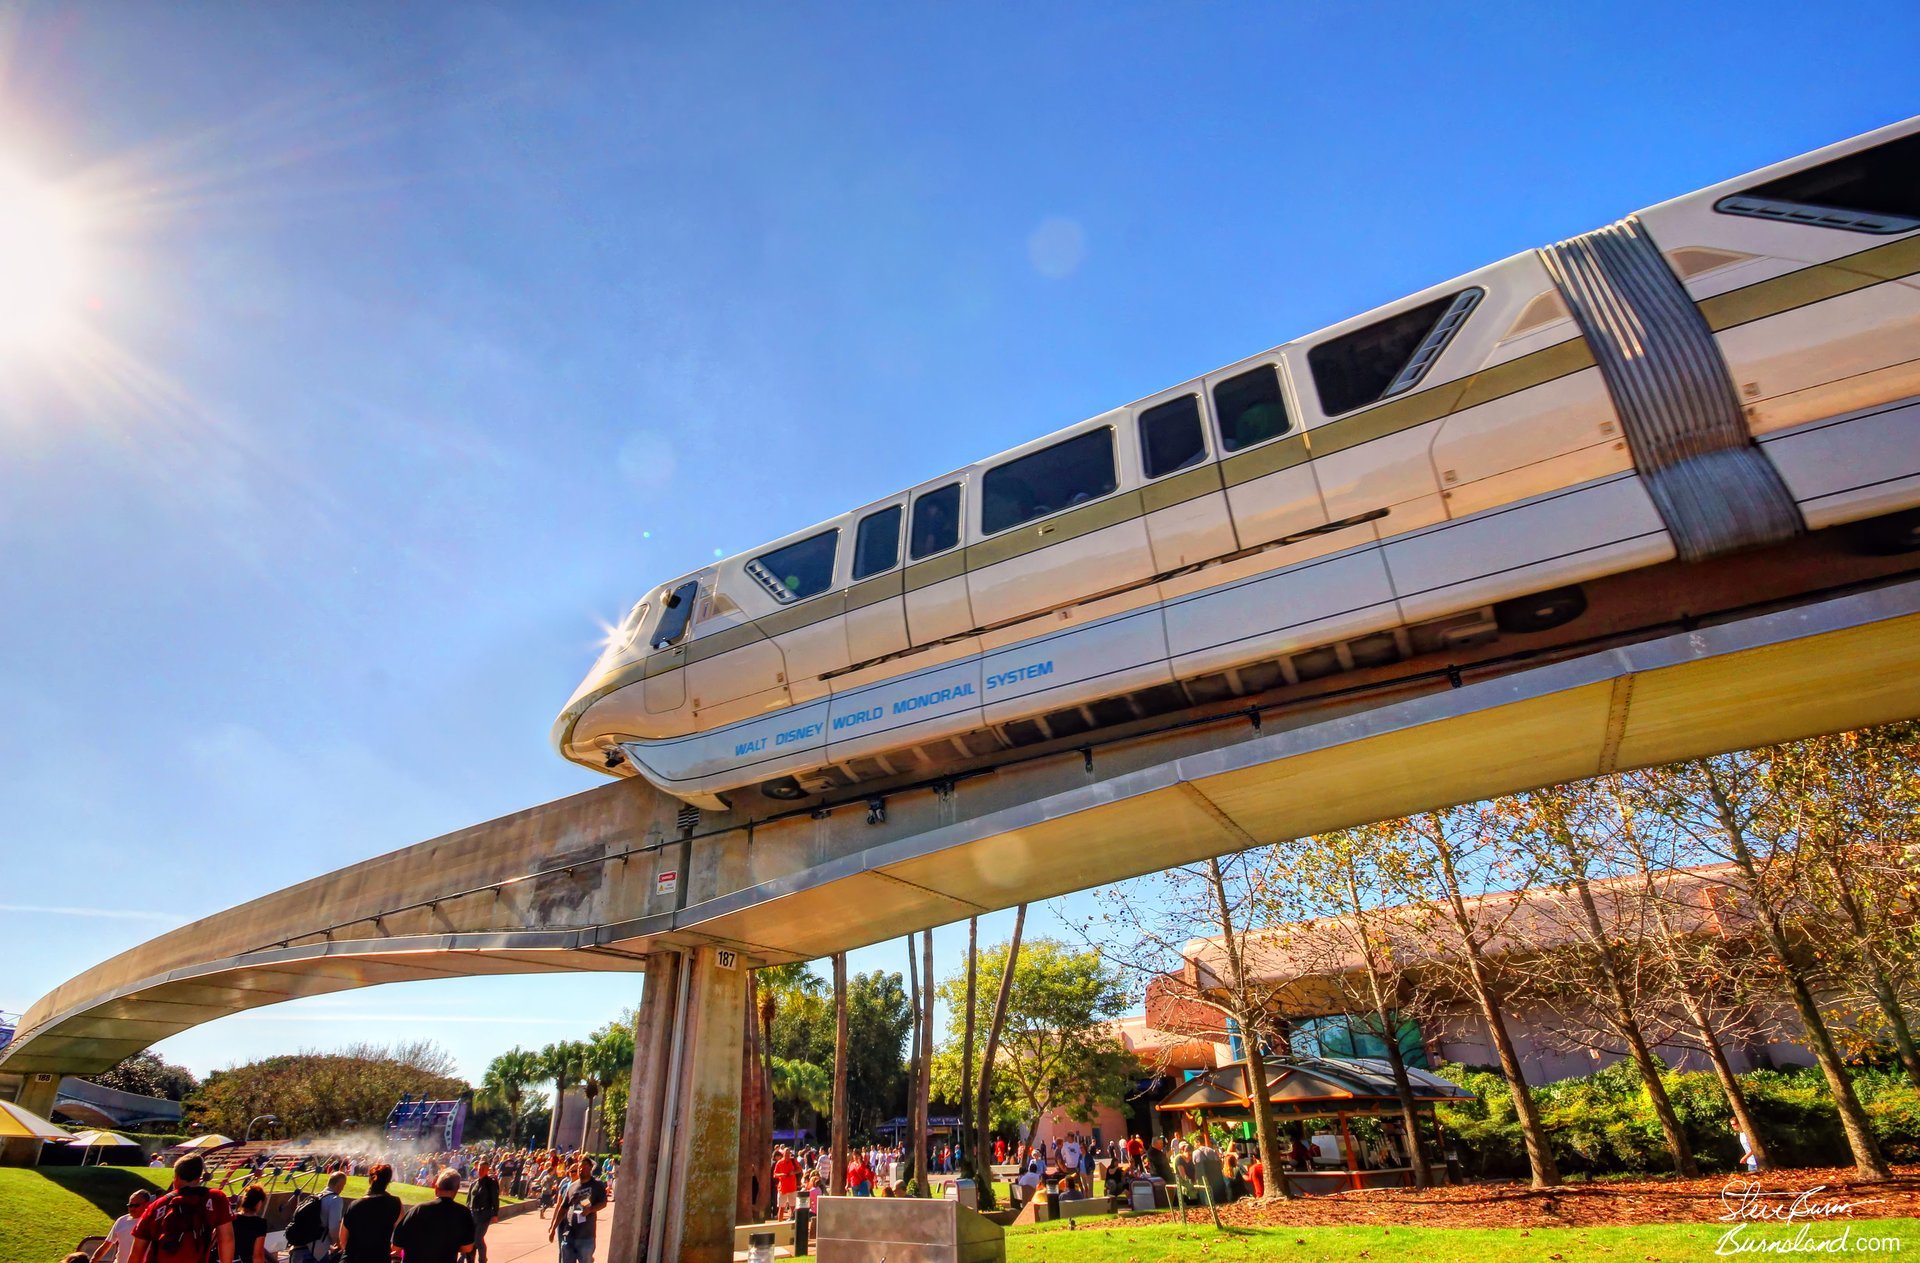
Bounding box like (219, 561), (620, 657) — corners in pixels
(556, 119), (1920, 810)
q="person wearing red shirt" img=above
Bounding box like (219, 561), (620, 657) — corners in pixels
(1248, 1155), (1265, 1199)
(129, 1155), (235, 1263)
(846, 1153), (873, 1197)
(772, 1147), (800, 1219)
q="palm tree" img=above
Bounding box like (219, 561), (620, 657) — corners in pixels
(770, 1058), (833, 1133)
(480, 1048), (541, 1146)
(831, 951), (848, 1195)
(581, 1026), (635, 1154)
(537, 1040), (586, 1151)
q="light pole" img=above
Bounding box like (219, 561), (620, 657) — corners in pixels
(245, 1114), (278, 1144)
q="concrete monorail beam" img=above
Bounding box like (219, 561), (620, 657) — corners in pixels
(6, 578), (1920, 1081)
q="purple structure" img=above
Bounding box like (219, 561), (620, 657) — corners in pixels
(385, 1093), (468, 1149)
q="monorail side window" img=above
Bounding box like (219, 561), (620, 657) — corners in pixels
(651, 579), (700, 650)
(1140, 396), (1208, 477)
(910, 483), (962, 560)
(981, 428), (1117, 535)
(748, 529), (840, 604)
(617, 601), (651, 649)
(1308, 288), (1480, 416)
(1211, 367), (1291, 453)
(853, 505), (903, 580)
(1717, 131), (1920, 234)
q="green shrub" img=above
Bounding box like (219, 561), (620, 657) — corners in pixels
(1430, 1058), (1920, 1178)
(1855, 1067), (1920, 1162)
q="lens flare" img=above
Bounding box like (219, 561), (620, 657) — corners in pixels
(0, 162), (87, 351)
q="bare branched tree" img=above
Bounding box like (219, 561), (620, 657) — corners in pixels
(1612, 776), (1780, 1171)
(1261, 824), (1437, 1187)
(1788, 724), (1920, 1092)
(1630, 752), (1890, 1181)
(1391, 807), (1560, 1188)
(1493, 783), (1698, 1177)
(1081, 849), (1294, 1199)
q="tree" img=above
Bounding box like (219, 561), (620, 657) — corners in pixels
(959, 917), (979, 1182)
(974, 904), (1025, 1210)
(839, 970), (913, 1139)
(1393, 808), (1561, 1188)
(537, 1040), (587, 1151)
(1632, 753), (1891, 1181)
(85, 1050), (199, 1102)
(1790, 724), (1920, 1092)
(186, 1042), (464, 1136)
(1613, 779), (1778, 1171)
(1264, 825), (1436, 1187)
(581, 1023), (635, 1154)
(479, 1048), (542, 1147)
(1496, 783), (1699, 1177)
(916, 930), (934, 1197)
(937, 937), (1133, 1146)
(1088, 851), (1295, 1199)
(831, 951), (849, 1195)
(770, 1058), (833, 1125)
(738, 971), (772, 1223)
(762, 965), (831, 1137)
(906, 933), (923, 1188)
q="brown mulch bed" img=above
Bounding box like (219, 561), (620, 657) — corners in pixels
(1065, 1164), (1920, 1230)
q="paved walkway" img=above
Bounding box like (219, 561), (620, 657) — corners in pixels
(479, 1206), (565, 1263)
(479, 1198), (806, 1262)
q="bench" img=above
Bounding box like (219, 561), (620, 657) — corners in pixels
(731, 1218), (795, 1255)
(1008, 1192), (1117, 1227)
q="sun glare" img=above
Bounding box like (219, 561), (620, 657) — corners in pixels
(0, 162), (87, 352)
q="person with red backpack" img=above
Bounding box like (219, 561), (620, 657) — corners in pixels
(127, 1155), (234, 1263)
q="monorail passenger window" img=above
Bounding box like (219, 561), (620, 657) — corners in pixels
(1211, 367), (1291, 453)
(650, 579), (700, 650)
(1717, 131), (1920, 234)
(748, 529), (839, 604)
(1308, 288), (1481, 416)
(853, 505), (903, 580)
(909, 483), (962, 560)
(981, 428), (1117, 535)
(1139, 396), (1208, 478)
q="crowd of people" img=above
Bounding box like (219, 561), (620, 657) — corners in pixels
(75, 1125), (1282, 1263)
(78, 1147), (614, 1263)
(756, 1126), (1271, 1220)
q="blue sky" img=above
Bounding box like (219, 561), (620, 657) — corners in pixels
(0, 2), (1913, 1085)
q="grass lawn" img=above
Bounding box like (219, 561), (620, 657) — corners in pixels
(1003, 1217), (1920, 1261)
(0, 1167), (442, 1263)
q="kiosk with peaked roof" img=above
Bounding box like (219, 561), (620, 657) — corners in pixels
(1157, 1057), (1472, 1193)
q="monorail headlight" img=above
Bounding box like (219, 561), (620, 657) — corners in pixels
(761, 776), (808, 801)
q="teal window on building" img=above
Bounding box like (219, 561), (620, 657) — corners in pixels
(1289, 1013), (1429, 1068)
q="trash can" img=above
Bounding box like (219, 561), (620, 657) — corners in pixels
(746, 1231), (775, 1263)
(1129, 1180), (1156, 1213)
(948, 1178), (978, 1209)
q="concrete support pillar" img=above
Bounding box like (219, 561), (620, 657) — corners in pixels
(608, 946), (748, 1263)
(14, 1072), (62, 1120)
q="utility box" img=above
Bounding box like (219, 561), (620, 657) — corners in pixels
(816, 1195), (1005, 1263)
(1130, 1180), (1157, 1213)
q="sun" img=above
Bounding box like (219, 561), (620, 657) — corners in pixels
(0, 161), (88, 352)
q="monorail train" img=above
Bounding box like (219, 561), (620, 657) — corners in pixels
(555, 118), (1920, 811)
